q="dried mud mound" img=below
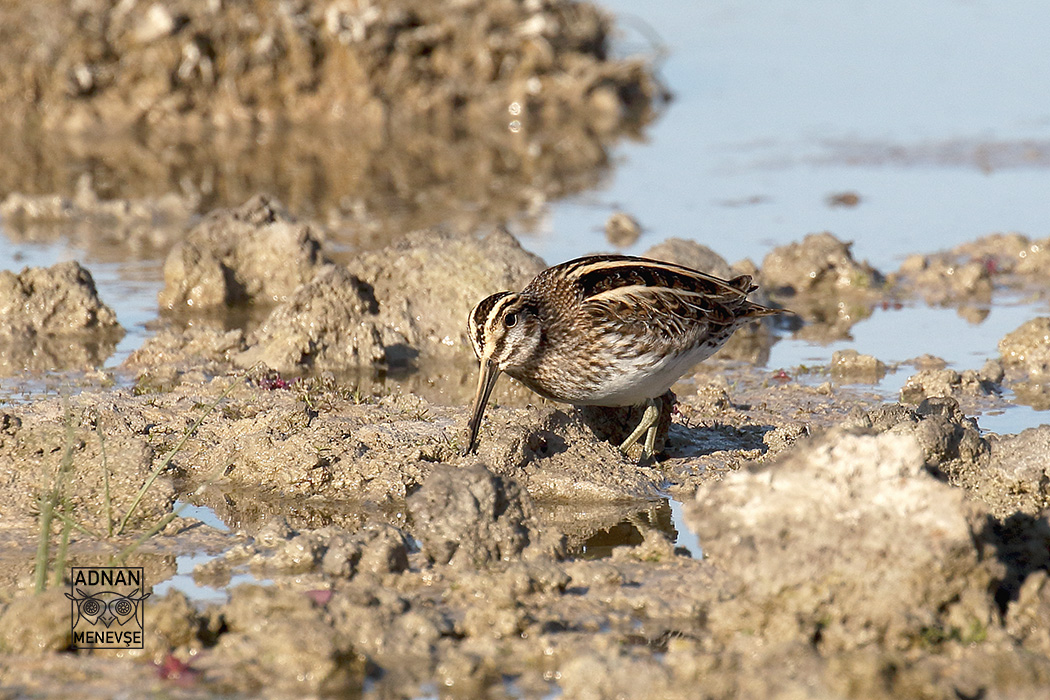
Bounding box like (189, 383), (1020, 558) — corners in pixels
(0, 261), (123, 375)
(691, 431), (989, 651)
(0, 0), (660, 135)
(0, 0), (665, 242)
(687, 428), (1050, 698)
(140, 211), (546, 372)
(345, 226), (546, 360)
(159, 196), (328, 310)
(761, 231), (886, 341)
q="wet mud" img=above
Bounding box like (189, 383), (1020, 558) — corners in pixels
(0, 205), (1048, 699)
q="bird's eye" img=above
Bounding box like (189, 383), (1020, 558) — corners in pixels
(504, 313), (517, 328)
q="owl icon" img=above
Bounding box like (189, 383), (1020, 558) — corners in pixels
(66, 587), (151, 629)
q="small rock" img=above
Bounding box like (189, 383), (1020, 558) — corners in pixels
(408, 464), (531, 568)
(999, 317), (1050, 375)
(826, 191), (861, 207)
(605, 211), (642, 247)
(760, 232), (883, 294)
(830, 349), (886, 383)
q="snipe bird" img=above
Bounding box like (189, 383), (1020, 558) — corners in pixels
(464, 254), (782, 458)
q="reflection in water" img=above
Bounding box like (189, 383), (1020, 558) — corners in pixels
(536, 499), (681, 559)
(0, 118), (632, 257)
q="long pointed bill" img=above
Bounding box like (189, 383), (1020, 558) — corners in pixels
(464, 358), (501, 455)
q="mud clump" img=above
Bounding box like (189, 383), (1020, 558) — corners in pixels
(408, 464), (531, 568)
(690, 430), (996, 653)
(345, 226), (545, 360)
(201, 519), (410, 580)
(997, 318), (1050, 408)
(853, 398), (989, 475)
(998, 317), (1050, 376)
(605, 211), (643, 247)
(158, 196), (328, 311)
(848, 398), (1050, 518)
(761, 232), (883, 295)
(760, 232), (884, 341)
(918, 232), (1050, 290)
(0, 260), (123, 374)
(205, 585), (362, 695)
(0, 261), (120, 336)
(900, 364), (1001, 404)
(0, 589), (72, 654)
(233, 266), (388, 372)
(124, 326), (247, 378)
(897, 253), (993, 305)
(831, 349), (886, 383)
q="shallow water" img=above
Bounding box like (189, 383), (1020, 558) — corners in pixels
(533, 0), (1050, 269)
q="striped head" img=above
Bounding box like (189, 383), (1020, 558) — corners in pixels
(467, 292), (543, 370)
(464, 291), (542, 454)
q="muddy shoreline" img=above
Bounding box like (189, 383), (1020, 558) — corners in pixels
(0, 195), (1048, 698)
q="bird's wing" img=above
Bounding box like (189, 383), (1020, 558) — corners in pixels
(567, 256), (759, 336)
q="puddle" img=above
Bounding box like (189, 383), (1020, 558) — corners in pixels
(669, 499), (702, 559)
(147, 501), (266, 604)
(767, 295), (1050, 434)
(974, 404), (1050, 436)
(174, 500), (230, 533)
(151, 552), (268, 606)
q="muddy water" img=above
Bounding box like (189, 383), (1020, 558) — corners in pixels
(1, 1), (1050, 698)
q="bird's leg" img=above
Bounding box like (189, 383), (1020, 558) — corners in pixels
(618, 398), (660, 459)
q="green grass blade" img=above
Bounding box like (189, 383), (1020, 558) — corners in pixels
(96, 422), (113, 538)
(117, 379), (239, 536)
